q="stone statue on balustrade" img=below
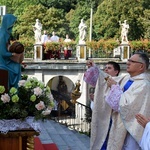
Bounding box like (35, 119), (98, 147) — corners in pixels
(78, 19), (87, 44)
(119, 20), (129, 44)
(33, 19), (42, 44)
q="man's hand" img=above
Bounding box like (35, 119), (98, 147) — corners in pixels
(86, 60), (94, 68)
(135, 113), (150, 128)
(11, 52), (24, 64)
(107, 77), (117, 88)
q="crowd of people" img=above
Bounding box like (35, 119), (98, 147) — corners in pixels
(41, 31), (60, 44)
(32, 19), (73, 52)
(40, 30), (73, 59)
(32, 18), (87, 59)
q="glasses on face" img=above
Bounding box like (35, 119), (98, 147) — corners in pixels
(127, 59), (143, 64)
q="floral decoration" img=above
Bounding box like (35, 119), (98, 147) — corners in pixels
(44, 42), (62, 52)
(86, 39), (119, 51)
(62, 41), (77, 49)
(44, 41), (77, 52)
(0, 76), (54, 120)
(129, 39), (150, 52)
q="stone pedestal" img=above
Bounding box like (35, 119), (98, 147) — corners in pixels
(34, 44), (43, 60)
(76, 44), (87, 61)
(120, 44), (130, 61)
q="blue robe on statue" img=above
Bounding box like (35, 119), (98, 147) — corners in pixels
(0, 14), (21, 88)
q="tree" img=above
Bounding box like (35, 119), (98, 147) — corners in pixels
(141, 9), (150, 39)
(14, 4), (46, 39)
(42, 7), (68, 38)
(66, 4), (91, 42)
(14, 4), (68, 41)
(1, 0), (149, 43)
(93, 0), (146, 41)
(0, 0), (37, 14)
(37, 0), (77, 12)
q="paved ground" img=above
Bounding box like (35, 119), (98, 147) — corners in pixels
(38, 119), (90, 150)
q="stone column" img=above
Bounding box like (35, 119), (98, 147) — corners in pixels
(34, 44), (43, 60)
(76, 44), (87, 61)
(120, 44), (130, 61)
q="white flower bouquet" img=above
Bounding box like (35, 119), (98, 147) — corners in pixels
(0, 76), (54, 120)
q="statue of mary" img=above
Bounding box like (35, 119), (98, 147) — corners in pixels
(78, 19), (87, 44)
(33, 19), (42, 44)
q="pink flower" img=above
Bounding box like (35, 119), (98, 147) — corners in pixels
(34, 87), (42, 96)
(1, 93), (10, 103)
(18, 80), (26, 87)
(35, 101), (45, 110)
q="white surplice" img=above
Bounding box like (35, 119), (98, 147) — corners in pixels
(140, 122), (150, 150)
(88, 67), (150, 150)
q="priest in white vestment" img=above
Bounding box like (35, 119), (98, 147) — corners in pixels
(86, 52), (150, 150)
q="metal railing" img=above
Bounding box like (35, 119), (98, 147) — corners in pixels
(50, 101), (92, 136)
(23, 45), (150, 60)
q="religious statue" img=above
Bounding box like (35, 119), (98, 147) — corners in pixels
(33, 19), (42, 44)
(119, 20), (129, 44)
(0, 14), (23, 89)
(56, 76), (73, 114)
(74, 80), (81, 93)
(71, 80), (81, 104)
(78, 19), (87, 44)
(57, 76), (68, 94)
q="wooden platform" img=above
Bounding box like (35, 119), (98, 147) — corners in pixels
(0, 130), (39, 150)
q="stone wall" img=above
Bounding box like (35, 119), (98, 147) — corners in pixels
(23, 60), (150, 106)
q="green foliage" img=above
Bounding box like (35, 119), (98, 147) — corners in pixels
(0, 0), (37, 14)
(42, 7), (68, 37)
(13, 5), (68, 43)
(129, 39), (150, 51)
(1, 0), (150, 47)
(86, 40), (98, 50)
(62, 41), (77, 49)
(14, 4), (46, 38)
(45, 42), (62, 52)
(86, 39), (119, 51)
(67, 4), (91, 42)
(38, 0), (77, 12)
(93, 0), (147, 41)
(19, 37), (34, 58)
(44, 41), (77, 53)
(141, 9), (150, 39)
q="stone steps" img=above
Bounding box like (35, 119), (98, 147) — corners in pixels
(38, 119), (90, 150)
